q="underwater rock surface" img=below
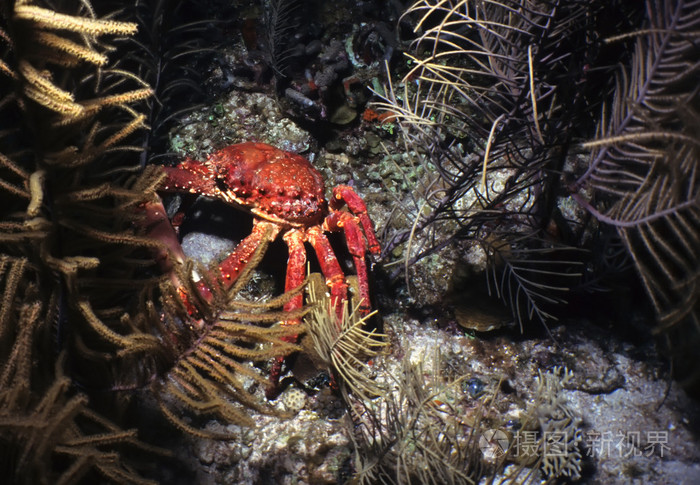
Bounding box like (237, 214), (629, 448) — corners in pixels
(173, 289), (700, 483)
(159, 1), (699, 483)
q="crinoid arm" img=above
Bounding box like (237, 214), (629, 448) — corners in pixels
(304, 273), (388, 403)
(150, 243), (309, 438)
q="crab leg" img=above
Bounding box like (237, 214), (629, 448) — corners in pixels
(153, 216), (279, 307)
(140, 197), (187, 276)
(267, 229), (308, 396)
(215, 219), (280, 294)
(323, 211), (373, 315)
(282, 229), (307, 317)
(268, 225), (351, 397)
(307, 226), (348, 326)
(330, 185), (381, 256)
(326, 185), (381, 316)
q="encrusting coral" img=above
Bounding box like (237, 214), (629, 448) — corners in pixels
(523, 367), (583, 481)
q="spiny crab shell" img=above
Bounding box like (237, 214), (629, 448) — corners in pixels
(164, 143), (328, 226)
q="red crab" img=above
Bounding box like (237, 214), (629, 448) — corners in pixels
(156, 142), (381, 328)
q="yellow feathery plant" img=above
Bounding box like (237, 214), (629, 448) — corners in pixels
(0, 0), (170, 482)
(304, 272), (388, 403)
(0, 0), (165, 376)
(10, 0), (144, 120)
(3, 0), (320, 442)
(1, 0), (326, 471)
(0, 255), (160, 485)
(129, 229), (309, 438)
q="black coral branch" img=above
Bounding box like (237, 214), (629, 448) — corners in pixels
(375, 0), (598, 326)
(485, 238), (584, 332)
(574, 0), (700, 334)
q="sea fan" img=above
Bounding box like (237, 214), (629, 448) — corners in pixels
(137, 238), (308, 438)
